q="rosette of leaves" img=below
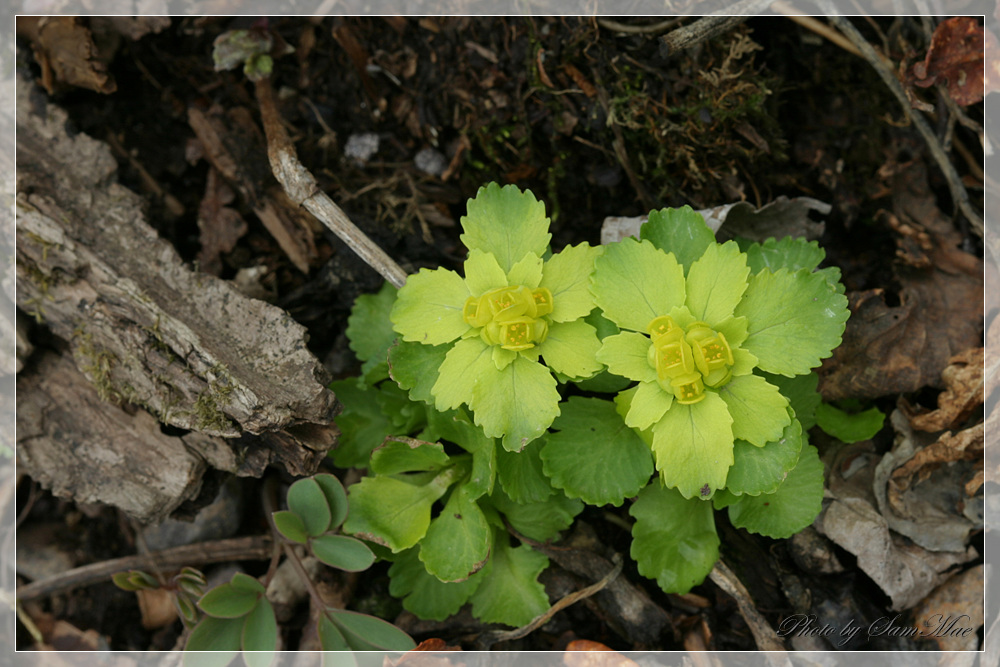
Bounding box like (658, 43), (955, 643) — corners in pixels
(587, 206), (848, 593)
(389, 182), (603, 451)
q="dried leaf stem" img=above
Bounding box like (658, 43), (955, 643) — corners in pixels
(255, 77), (408, 288)
(709, 559), (790, 659)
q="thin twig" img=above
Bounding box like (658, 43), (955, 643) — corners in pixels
(475, 553), (624, 649)
(709, 559), (790, 662)
(824, 13), (984, 239)
(16, 535), (273, 602)
(660, 0), (775, 55)
(255, 77), (408, 288)
(769, 3), (862, 58)
(597, 17), (684, 35)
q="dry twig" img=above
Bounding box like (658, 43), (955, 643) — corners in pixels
(660, 0), (775, 54)
(709, 560), (790, 660)
(16, 536), (273, 602)
(475, 553), (624, 649)
(254, 77), (408, 288)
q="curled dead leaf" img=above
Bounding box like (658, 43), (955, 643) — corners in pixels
(912, 565), (984, 650)
(911, 17), (987, 106)
(17, 17), (117, 94)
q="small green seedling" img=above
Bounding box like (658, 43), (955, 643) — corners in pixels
(112, 567), (206, 628)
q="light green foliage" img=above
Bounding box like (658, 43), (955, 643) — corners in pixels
(346, 281), (398, 384)
(390, 183), (602, 449)
(630, 483), (720, 594)
(469, 530), (550, 627)
(816, 402), (886, 443)
(187, 571), (276, 664)
(724, 444), (825, 538)
(335, 190), (851, 622)
(541, 397), (653, 506)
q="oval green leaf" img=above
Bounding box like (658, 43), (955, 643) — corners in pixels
(241, 598), (277, 667)
(287, 478), (333, 537)
(271, 510), (309, 544)
(313, 473), (350, 530)
(185, 615), (244, 653)
(197, 583), (260, 619)
(311, 535), (376, 572)
(327, 609), (416, 651)
(229, 572), (265, 595)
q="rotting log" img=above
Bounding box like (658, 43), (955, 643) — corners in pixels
(14, 73), (339, 518)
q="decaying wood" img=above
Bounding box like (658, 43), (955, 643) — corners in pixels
(16, 352), (231, 523)
(15, 74), (337, 441)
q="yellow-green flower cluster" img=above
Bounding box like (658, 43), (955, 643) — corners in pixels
(646, 315), (735, 404)
(463, 286), (554, 351)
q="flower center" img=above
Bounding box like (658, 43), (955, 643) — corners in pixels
(646, 315), (735, 404)
(463, 286), (553, 351)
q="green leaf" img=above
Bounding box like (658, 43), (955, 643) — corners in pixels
(741, 236), (826, 274)
(506, 252), (544, 288)
(640, 206), (716, 270)
(311, 535), (376, 572)
(370, 437), (450, 475)
(419, 486), (491, 582)
(327, 609), (416, 652)
(651, 392), (734, 499)
(460, 182), (552, 274)
(727, 444), (825, 539)
(390, 267), (471, 345)
(287, 477), (333, 537)
(197, 583), (259, 619)
(185, 615), (244, 653)
(464, 435), (497, 500)
(317, 614), (351, 653)
(375, 382), (426, 433)
(630, 483), (719, 594)
(329, 379), (403, 469)
(541, 397), (654, 507)
(592, 238), (686, 332)
(346, 281), (398, 385)
(718, 374), (790, 447)
(624, 380), (673, 430)
(469, 533), (549, 627)
(469, 355), (560, 452)
(735, 268), (849, 377)
(815, 403), (885, 443)
(112, 570), (154, 591)
(762, 371), (821, 431)
(539, 242), (601, 322)
(272, 511), (309, 545)
(496, 439), (553, 504)
(343, 474), (451, 552)
(490, 488), (583, 542)
(387, 340), (448, 406)
(684, 241), (749, 325)
(537, 319), (602, 380)
(241, 598), (277, 667)
(432, 337), (494, 411)
(464, 248), (508, 295)
(229, 572), (265, 594)
(725, 417), (803, 496)
(313, 474), (350, 531)
(596, 331), (656, 383)
(388, 548), (485, 621)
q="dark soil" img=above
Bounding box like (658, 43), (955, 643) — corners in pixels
(15, 15), (985, 653)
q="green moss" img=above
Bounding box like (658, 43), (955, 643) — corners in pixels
(72, 331), (122, 404)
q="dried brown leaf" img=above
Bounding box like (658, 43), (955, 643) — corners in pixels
(563, 63), (597, 97)
(17, 17), (116, 94)
(197, 169), (248, 276)
(902, 348), (984, 432)
(911, 17), (986, 106)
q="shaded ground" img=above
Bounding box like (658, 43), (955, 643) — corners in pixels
(14, 15), (986, 653)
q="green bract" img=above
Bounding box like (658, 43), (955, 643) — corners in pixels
(592, 207), (849, 500)
(390, 183), (602, 451)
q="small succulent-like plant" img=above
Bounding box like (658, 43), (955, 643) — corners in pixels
(389, 182), (603, 451)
